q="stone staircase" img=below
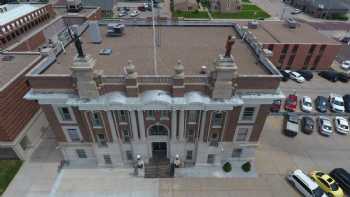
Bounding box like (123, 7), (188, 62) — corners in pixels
(144, 159), (172, 178)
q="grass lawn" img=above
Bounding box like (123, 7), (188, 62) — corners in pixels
(173, 10), (209, 18)
(211, 4), (270, 19)
(241, 0), (251, 3)
(0, 160), (22, 195)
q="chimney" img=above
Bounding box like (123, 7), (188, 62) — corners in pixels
(88, 21), (102, 44)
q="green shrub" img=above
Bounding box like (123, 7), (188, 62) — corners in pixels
(222, 162), (232, 173)
(241, 161), (251, 172)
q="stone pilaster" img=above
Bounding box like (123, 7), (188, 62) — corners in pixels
(171, 110), (177, 141)
(137, 110), (146, 141)
(125, 60), (139, 97)
(211, 54), (238, 99)
(130, 110), (139, 142)
(178, 110), (185, 141)
(172, 60), (185, 97)
(71, 54), (100, 99)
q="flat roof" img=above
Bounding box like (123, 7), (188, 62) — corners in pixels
(0, 54), (39, 89)
(43, 26), (270, 75)
(0, 4), (45, 26)
(237, 21), (339, 44)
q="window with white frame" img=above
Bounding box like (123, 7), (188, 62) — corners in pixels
(64, 127), (82, 142)
(234, 127), (250, 142)
(160, 110), (169, 119)
(146, 110), (155, 119)
(186, 150), (193, 160)
(58, 107), (72, 121)
(117, 110), (129, 122)
(91, 112), (103, 128)
(126, 150), (133, 160)
(240, 107), (257, 122)
(122, 127), (130, 137)
(104, 154), (112, 165)
(212, 111), (224, 127)
(188, 110), (198, 123)
(186, 125), (196, 141)
(76, 149), (87, 158)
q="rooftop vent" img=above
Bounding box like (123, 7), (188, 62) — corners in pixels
(99, 48), (112, 55)
(106, 23), (125, 37)
(88, 21), (102, 43)
(286, 17), (297, 29)
(248, 21), (258, 29)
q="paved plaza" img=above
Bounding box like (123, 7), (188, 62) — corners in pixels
(5, 115), (350, 196)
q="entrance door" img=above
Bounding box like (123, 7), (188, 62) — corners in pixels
(152, 142), (167, 161)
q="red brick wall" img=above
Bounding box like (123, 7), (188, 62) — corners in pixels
(13, 31), (46, 51)
(249, 104), (271, 142)
(41, 105), (66, 142)
(223, 107), (241, 141)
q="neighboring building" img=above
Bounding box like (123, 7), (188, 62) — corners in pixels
(237, 20), (341, 70)
(81, 0), (113, 16)
(284, 0), (349, 18)
(0, 4), (56, 49)
(210, 0), (240, 13)
(0, 4), (101, 160)
(174, 0), (199, 11)
(24, 21), (283, 173)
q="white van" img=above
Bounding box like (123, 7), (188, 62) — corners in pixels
(287, 169), (327, 197)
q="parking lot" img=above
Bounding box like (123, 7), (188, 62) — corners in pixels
(114, 1), (171, 19)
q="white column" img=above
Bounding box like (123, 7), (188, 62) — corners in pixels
(107, 111), (118, 142)
(178, 110), (185, 141)
(130, 111), (139, 142)
(199, 110), (207, 143)
(137, 110), (146, 141)
(171, 110), (177, 141)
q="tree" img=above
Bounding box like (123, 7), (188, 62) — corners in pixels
(241, 161), (251, 172)
(222, 162), (232, 173)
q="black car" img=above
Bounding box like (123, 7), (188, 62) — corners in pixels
(337, 72), (349, 83)
(301, 116), (314, 134)
(319, 71), (338, 82)
(315, 96), (328, 113)
(297, 70), (313, 81)
(330, 168), (350, 194)
(343, 95), (350, 112)
(280, 70), (290, 81)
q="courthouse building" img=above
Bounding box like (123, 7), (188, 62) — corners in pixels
(24, 21), (284, 168)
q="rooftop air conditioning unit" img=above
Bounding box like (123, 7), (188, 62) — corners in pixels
(88, 21), (102, 43)
(248, 21), (258, 29)
(106, 23), (125, 37)
(286, 17), (297, 29)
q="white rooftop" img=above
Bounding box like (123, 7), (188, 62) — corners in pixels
(0, 4), (45, 26)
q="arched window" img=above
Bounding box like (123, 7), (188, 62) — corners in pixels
(149, 125), (168, 136)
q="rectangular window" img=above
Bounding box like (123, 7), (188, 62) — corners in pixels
(319, 45), (326, 54)
(292, 45), (298, 53)
(96, 133), (107, 147)
(313, 55), (322, 66)
(308, 45), (316, 54)
(304, 55), (312, 66)
(287, 55), (295, 66)
(267, 44), (274, 51)
(160, 111), (169, 119)
(235, 128), (250, 142)
(66, 128), (81, 142)
(278, 54), (286, 64)
(146, 110), (155, 119)
(104, 155), (112, 165)
(232, 148), (242, 157)
(91, 112), (102, 128)
(186, 150), (193, 160)
(186, 125), (196, 142)
(241, 107), (256, 121)
(282, 44), (289, 53)
(76, 149), (87, 158)
(207, 154), (215, 164)
(126, 150), (133, 160)
(58, 107), (72, 121)
(117, 110), (129, 122)
(188, 111), (198, 123)
(212, 112), (224, 127)
(122, 127), (131, 143)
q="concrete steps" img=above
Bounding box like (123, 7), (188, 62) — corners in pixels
(144, 159), (171, 178)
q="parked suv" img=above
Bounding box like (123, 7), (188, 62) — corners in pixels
(287, 169), (327, 197)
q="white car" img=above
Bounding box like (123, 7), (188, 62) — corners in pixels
(291, 9), (302, 15)
(341, 60), (350, 70)
(118, 11), (128, 17)
(285, 70), (305, 83)
(130, 10), (140, 17)
(319, 116), (333, 136)
(301, 96), (313, 112)
(329, 94), (345, 113)
(335, 116), (349, 134)
(287, 169), (327, 197)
